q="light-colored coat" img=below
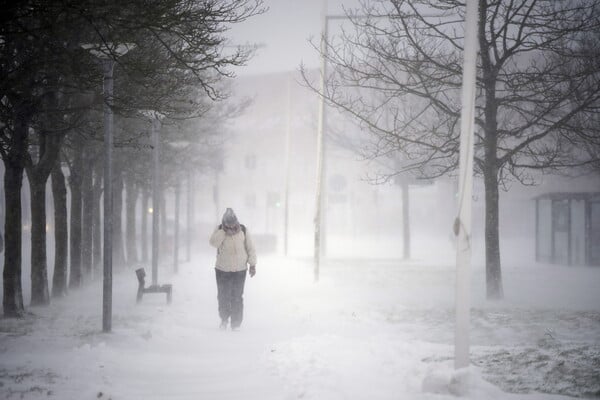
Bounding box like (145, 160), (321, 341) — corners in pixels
(209, 226), (257, 272)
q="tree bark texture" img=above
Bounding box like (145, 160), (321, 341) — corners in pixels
(112, 167), (125, 267)
(28, 180), (50, 305)
(483, 160), (504, 299)
(51, 159), (68, 298)
(480, 40), (505, 300)
(68, 152), (83, 289)
(161, 191), (167, 248)
(92, 161), (102, 278)
(141, 189), (148, 263)
(3, 163), (26, 316)
(26, 138), (61, 305)
(2, 112), (27, 317)
(25, 87), (62, 305)
(125, 173), (138, 266)
(81, 152), (94, 280)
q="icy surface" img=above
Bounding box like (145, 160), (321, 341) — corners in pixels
(1, 253), (599, 399)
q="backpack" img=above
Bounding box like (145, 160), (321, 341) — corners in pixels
(240, 224), (248, 254)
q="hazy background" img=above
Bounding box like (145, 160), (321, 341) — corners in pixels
(227, 0), (362, 76)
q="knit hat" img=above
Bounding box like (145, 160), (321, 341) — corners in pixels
(222, 208), (239, 227)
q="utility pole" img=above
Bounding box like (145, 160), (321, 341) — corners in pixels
(284, 73), (292, 256)
(314, 0), (329, 282)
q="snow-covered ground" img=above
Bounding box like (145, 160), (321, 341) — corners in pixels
(1, 251), (599, 399)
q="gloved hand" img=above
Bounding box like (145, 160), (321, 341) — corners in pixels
(249, 265), (256, 277)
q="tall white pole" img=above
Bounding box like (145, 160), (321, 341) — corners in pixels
(455, 0), (479, 369)
(102, 59), (114, 333)
(151, 116), (160, 287)
(284, 73), (292, 256)
(314, 0), (328, 282)
(186, 170), (192, 262)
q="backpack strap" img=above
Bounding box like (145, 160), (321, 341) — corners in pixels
(240, 224), (249, 256)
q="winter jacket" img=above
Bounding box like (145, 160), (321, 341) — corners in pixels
(209, 225), (257, 272)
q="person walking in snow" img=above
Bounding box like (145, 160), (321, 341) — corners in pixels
(209, 208), (257, 331)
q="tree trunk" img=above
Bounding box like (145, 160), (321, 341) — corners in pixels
(69, 152), (83, 289)
(483, 161), (504, 299)
(141, 189), (148, 263)
(3, 161), (25, 316)
(28, 179), (50, 305)
(401, 182), (410, 260)
(81, 151), (94, 280)
(482, 89), (504, 299)
(161, 191), (167, 247)
(26, 86), (62, 305)
(480, 39), (504, 299)
(2, 112), (28, 317)
(51, 159), (68, 298)
(92, 161), (102, 278)
(125, 172), (138, 266)
(113, 167), (125, 267)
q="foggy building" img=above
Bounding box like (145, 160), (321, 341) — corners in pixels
(535, 192), (600, 266)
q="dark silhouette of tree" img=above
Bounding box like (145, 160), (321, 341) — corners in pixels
(51, 154), (68, 298)
(1, 0), (265, 316)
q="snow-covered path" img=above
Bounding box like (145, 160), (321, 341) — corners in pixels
(1, 251), (599, 399)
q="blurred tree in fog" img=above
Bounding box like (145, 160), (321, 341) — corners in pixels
(302, 0), (600, 299)
(0, 0), (93, 313)
(0, 0), (264, 316)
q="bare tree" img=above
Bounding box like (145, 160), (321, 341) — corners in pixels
(302, 0), (600, 299)
(1, 0), (265, 316)
(51, 154), (68, 298)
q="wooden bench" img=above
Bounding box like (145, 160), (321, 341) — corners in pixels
(135, 268), (172, 304)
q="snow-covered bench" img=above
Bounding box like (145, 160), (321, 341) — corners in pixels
(135, 268), (172, 304)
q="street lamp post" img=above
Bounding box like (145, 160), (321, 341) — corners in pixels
(82, 43), (134, 333)
(101, 58), (115, 333)
(314, 7), (352, 282)
(173, 179), (180, 274)
(186, 170), (193, 262)
(151, 114), (161, 286)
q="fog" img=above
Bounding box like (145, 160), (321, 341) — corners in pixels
(2, 66), (599, 399)
(1, 0), (600, 399)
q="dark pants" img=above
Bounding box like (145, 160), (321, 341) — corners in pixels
(215, 268), (247, 328)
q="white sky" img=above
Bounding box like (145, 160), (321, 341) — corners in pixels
(227, 0), (361, 75)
